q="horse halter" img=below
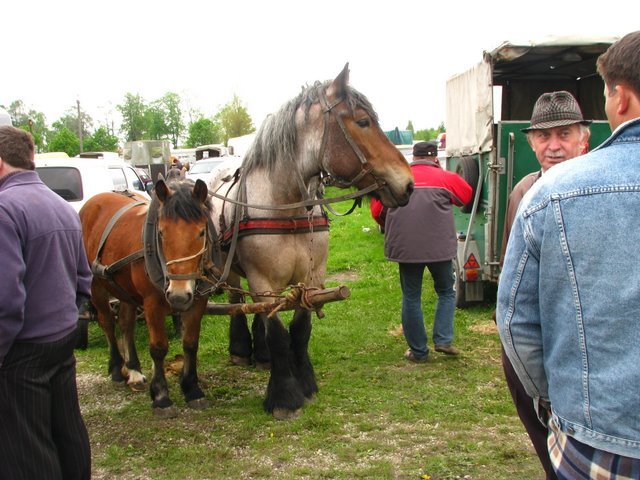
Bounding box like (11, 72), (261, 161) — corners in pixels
(159, 223), (208, 283)
(316, 89), (388, 190)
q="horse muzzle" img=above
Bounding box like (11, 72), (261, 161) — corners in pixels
(165, 280), (196, 311)
(379, 180), (414, 208)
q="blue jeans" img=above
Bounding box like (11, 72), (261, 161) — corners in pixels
(399, 261), (455, 358)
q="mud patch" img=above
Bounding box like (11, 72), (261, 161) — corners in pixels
(469, 321), (498, 334)
(326, 270), (359, 283)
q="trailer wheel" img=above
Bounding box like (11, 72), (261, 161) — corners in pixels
(456, 156), (479, 214)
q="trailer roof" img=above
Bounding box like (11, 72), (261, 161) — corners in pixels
(486, 36), (618, 83)
(445, 36), (618, 157)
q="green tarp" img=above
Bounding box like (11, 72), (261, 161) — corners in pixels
(384, 128), (413, 145)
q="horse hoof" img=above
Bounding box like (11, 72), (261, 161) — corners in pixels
(272, 407), (302, 421)
(127, 370), (147, 385)
(230, 355), (251, 366)
(128, 381), (147, 393)
(255, 361), (271, 371)
(187, 397), (210, 410)
(304, 393), (317, 404)
(153, 405), (179, 419)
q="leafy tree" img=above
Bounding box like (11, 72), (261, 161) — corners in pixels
(161, 92), (184, 148)
(406, 120), (414, 133)
(47, 127), (80, 156)
(118, 93), (147, 141)
(52, 108), (93, 140)
(185, 118), (222, 147)
(145, 104), (168, 141)
(214, 95), (255, 144)
(414, 122), (445, 141)
(4, 100), (47, 152)
(6, 100), (29, 126)
(83, 126), (119, 152)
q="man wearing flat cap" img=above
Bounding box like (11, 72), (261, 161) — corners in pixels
(499, 90), (590, 480)
(372, 140), (472, 362)
(501, 91), (591, 263)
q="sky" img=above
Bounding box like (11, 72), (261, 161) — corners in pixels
(2, 1), (638, 136)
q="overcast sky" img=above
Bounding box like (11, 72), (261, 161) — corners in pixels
(3, 1), (638, 134)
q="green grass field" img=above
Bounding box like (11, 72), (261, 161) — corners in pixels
(75, 198), (545, 480)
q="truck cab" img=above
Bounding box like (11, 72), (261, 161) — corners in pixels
(444, 36), (617, 306)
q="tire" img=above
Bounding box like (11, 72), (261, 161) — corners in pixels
(456, 156), (479, 214)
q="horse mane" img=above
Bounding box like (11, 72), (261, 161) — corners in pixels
(242, 80), (379, 174)
(158, 179), (211, 221)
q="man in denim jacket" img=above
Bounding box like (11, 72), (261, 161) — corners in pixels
(497, 31), (640, 478)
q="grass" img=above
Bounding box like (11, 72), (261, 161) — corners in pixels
(75, 195), (545, 480)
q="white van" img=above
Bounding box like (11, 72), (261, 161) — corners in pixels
(35, 156), (152, 212)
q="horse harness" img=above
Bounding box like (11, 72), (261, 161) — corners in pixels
(90, 191), (222, 305)
(216, 86), (392, 243)
(211, 89), (390, 283)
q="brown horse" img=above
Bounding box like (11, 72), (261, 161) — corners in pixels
(79, 179), (212, 416)
(208, 64), (414, 419)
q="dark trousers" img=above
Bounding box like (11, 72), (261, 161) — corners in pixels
(0, 330), (91, 480)
(502, 346), (557, 480)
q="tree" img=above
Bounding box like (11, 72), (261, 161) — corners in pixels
(118, 93), (147, 142)
(47, 127), (80, 156)
(145, 104), (168, 141)
(414, 122), (445, 141)
(6, 100), (31, 127)
(53, 108), (93, 140)
(185, 118), (222, 147)
(406, 120), (414, 133)
(161, 92), (184, 148)
(5, 100), (47, 152)
(214, 95), (255, 144)
(84, 126), (119, 152)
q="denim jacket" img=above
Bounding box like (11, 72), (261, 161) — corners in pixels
(497, 117), (640, 458)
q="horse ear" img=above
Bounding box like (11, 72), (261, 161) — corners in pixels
(327, 63), (350, 98)
(156, 179), (170, 202)
(193, 179), (208, 204)
(157, 172), (166, 182)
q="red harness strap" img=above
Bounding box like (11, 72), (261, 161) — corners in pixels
(221, 215), (330, 246)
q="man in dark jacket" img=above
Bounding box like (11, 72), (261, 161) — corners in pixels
(0, 125), (92, 479)
(372, 141), (472, 362)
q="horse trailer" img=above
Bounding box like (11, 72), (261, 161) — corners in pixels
(444, 36), (617, 307)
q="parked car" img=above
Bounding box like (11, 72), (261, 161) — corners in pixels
(207, 156), (243, 183)
(35, 155), (152, 213)
(185, 157), (229, 183)
(397, 145), (413, 163)
(134, 167), (154, 191)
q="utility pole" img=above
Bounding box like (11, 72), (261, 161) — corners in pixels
(77, 98), (84, 153)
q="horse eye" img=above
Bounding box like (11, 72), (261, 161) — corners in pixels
(199, 228), (205, 237)
(356, 118), (370, 128)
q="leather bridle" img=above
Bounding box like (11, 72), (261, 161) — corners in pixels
(316, 88), (387, 191)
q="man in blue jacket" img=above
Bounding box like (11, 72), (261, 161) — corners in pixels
(0, 126), (92, 479)
(497, 31), (640, 477)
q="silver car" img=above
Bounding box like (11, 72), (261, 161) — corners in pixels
(185, 158), (228, 183)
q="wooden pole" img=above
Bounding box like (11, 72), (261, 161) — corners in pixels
(205, 285), (350, 317)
